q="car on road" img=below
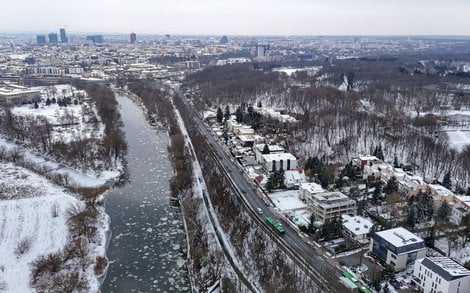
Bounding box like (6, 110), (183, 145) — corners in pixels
(257, 208), (263, 215)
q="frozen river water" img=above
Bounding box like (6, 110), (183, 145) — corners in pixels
(102, 93), (190, 292)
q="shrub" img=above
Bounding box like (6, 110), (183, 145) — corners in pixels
(15, 237), (32, 256)
(94, 256), (108, 276)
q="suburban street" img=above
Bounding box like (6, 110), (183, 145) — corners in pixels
(174, 90), (350, 293)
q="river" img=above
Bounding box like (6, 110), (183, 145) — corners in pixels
(102, 93), (190, 292)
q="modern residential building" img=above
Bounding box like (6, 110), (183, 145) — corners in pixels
(48, 33), (58, 44)
(36, 35), (46, 44)
(299, 182), (325, 201)
(450, 205), (469, 225)
(284, 169), (307, 189)
(261, 152), (297, 173)
(341, 215), (373, 244)
(0, 83), (41, 105)
(60, 28), (68, 43)
(413, 257), (470, 293)
(130, 32), (137, 43)
(253, 144), (284, 163)
(370, 227), (426, 271)
(305, 191), (356, 224)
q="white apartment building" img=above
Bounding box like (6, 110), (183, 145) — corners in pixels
(305, 191), (356, 224)
(261, 153), (297, 173)
(413, 257), (470, 293)
(253, 144), (285, 163)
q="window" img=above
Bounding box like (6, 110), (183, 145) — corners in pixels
(287, 159), (291, 170)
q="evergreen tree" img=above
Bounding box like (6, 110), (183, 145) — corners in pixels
(235, 107), (243, 123)
(45, 98), (51, 106)
(224, 105), (230, 121)
(393, 155), (399, 168)
(443, 172), (452, 190)
(413, 189), (434, 222)
(216, 107), (223, 124)
(318, 168), (333, 189)
(34, 101), (39, 109)
(335, 176), (345, 189)
(262, 144), (270, 154)
(425, 225), (436, 247)
(319, 218), (342, 240)
(308, 214), (317, 233)
(376, 145), (385, 161)
(273, 169), (285, 189)
(435, 201), (451, 221)
(407, 204), (417, 228)
(372, 182), (383, 204)
(257, 101), (262, 108)
(265, 175), (277, 193)
(384, 176), (399, 194)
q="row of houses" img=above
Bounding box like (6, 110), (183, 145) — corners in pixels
(356, 155), (470, 225)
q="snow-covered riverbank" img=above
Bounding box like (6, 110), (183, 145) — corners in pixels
(0, 162), (110, 292)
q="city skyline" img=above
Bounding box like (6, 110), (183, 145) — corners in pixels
(1, 0), (470, 36)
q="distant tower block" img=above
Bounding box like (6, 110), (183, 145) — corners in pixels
(130, 32), (137, 43)
(60, 28), (68, 43)
(48, 33), (58, 44)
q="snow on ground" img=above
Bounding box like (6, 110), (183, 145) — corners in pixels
(11, 85), (104, 144)
(435, 237), (470, 266)
(446, 130), (470, 151)
(268, 190), (307, 213)
(273, 66), (322, 76)
(0, 162), (82, 292)
(0, 137), (114, 187)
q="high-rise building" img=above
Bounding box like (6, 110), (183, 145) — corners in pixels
(36, 35), (46, 44)
(256, 44), (270, 58)
(48, 33), (58, 44)
(130, 32), (137, 43)
(60, 28), (68, 43)
(220, 35), (228, 44)
(86, 35), (103, 44)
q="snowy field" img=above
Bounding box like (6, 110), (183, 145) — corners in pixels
(273, 66), (322, 76)
(11, 85), (103, 144)
(268, 190), (308, 213)
(0, 137), (114, 187)
(0, 162), (81, 292)
(446, 130), (470, 151)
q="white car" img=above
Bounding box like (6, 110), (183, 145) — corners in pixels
(257, 208), (263, 215)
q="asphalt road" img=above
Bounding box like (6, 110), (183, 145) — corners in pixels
(175, 91), (351, 293)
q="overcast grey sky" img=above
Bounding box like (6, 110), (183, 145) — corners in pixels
(1, 0), (470, 35)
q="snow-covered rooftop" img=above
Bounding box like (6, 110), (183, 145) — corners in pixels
(375, 227), (424, 248)
(418, 257), (470, 280)
(254, 144), (285, 153)
(299, 182), (324, 194)
(341, 215), (373, 237)
(261, 152), (297, 161)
